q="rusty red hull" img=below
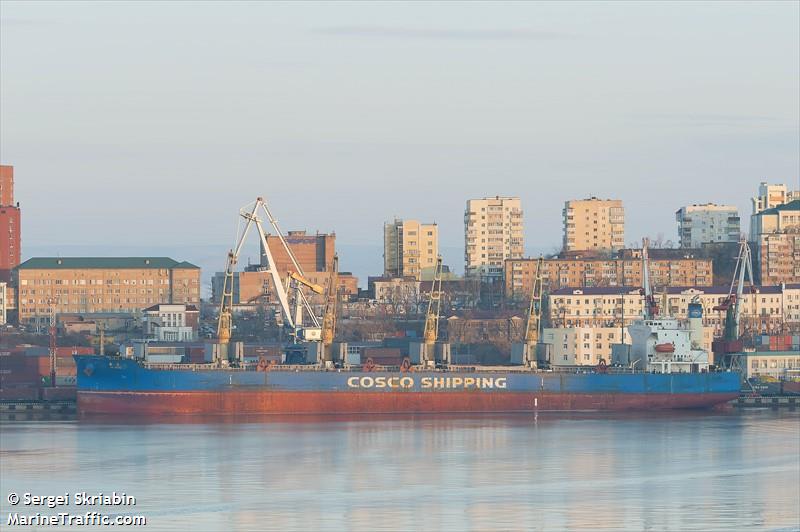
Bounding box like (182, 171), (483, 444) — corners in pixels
(78, 390), (739, 415)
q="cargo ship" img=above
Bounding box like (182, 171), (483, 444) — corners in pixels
(75, 356), (740, 415)
(74, 204), (741, 415)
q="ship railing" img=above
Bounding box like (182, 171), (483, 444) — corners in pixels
(141, 362), (734, 374)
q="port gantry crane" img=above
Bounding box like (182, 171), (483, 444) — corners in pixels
(216, 197), (323, 366)
(421, 256), (444, 368)
(641, 238), (659, 319)
(522, 257), (544, 369)
(712, 240), (754, 369)
(320, 254), (339, 368)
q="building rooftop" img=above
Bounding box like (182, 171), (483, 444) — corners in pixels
(16, 257), (200, 270)
(758, 199), (800, 215)
(143, 304), (199, 312)
(551, 284), (800, 296)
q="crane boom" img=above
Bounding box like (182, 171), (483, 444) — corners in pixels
(321, 255), (339, 366)
(289, 272), (325, 295)
(524, 257), (544, 345)
(423, 256), (443, 344)
(642, 238), (658, 319)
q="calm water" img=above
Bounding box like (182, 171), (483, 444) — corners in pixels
(1, 411), (798, 532)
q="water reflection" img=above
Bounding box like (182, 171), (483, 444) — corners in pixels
(1, 412), (798, 531)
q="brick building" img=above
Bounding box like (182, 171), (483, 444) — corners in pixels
(260, 230), (335, 275)
(0, 164), (21, 282)
(212, 268), (358, 307)
(505, 255), (713, 301)
(0, 164), (13, 206)
(14, 257), (200, 327)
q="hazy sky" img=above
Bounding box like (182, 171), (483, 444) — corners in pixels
(1, 1), (798, 275)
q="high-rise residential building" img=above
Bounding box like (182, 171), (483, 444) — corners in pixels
(14, 257), (201, 327)
(750, 200), (800, 285)
(464, 196), (523, 279)
(563, 197), (624, 253)
(0, 164), (21, 282)
(675, 203), (740, 248)
(750, 181), (799, 241)
(751, 182), (800, 215)
(383, 218), (438, 280)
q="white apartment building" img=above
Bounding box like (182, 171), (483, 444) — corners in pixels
(464, 196), (523, 280)
(548, 284), (800, 337)
(675, 203), (741, 248)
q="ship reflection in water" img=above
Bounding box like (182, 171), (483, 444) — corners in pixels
(1, 412), (798, 531)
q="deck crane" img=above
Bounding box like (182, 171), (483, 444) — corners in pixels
(320, 254), (339, 367)
(712, 240), (754, 368)
(522, 257), (544, 369)
(641, 238), (659, 319)
(421, 256), (444, 368)
(216, 197), (323, 366)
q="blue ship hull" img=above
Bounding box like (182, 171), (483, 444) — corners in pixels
(75, 356), (741, 414)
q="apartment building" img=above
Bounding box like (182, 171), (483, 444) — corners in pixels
(505, 255), (713, 300)
(563, 197), (624, 252)
(384, 218), (438, 280)
(548, 284), (800, 337)
(675, 203), (740, 248)
(464, 196), (523, 280)
(14, 257), (201, 326)
(542, 327), (632, 366)
(751, 181), (800, 216)
(750, 200), (800, 285)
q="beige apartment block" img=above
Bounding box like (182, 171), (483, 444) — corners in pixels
(750, 200), (800, 285)
(542, 326), (715, 366)
(548, 284), (800, 338)
(384, 218), (438, 280)
(505, 256), (713, 300)
(14, 257), (200, 326)
(542, 327), (632, 366)
(464, 196), (523, 279)
(563, 197), (625, 252)
(751, 182), (800, 215)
